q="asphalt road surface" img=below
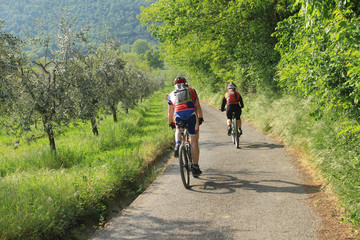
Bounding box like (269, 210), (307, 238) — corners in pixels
(91, 102), (319, 240)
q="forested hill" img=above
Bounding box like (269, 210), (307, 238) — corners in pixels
(0, 0), (154, 45)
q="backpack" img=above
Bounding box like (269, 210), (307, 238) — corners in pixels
(174, 85), (192, 105)
(226, 89), (239, 105)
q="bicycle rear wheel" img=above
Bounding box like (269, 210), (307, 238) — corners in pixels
(231, 119), (236, 144)
(179, 145), (190, 188)
(234, 119), (239, 148)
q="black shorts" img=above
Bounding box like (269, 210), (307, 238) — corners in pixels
(226, 104), (241, 120)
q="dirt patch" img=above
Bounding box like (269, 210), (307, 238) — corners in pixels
(286, 147), (359, 240)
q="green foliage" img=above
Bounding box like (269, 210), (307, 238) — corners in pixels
(140, 0), (296, 93)
(0, 23), (22, 115)
(144, 49), (164, 69)
(274, 0), (360, 119)
(0, 0), (154, 45)
(132, 39), (150, 54)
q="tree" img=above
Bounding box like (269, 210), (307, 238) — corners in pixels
(140, 0), (296, 92)
(72, 49), (102, 135)
(144, 49), (164, 69)
(95, 44), (127, 122)
(274, 0), (360, 118)
(0, 23), (22, 117)
(132, 39), (150, 55)
(10, 11), (87, 151)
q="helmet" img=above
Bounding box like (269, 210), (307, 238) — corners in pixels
(174, 76), (187, 85)
(227, 83), (237, 89)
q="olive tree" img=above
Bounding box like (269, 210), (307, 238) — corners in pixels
(95, 44), (127, 122)
(11, 11), (87, 151)
(72, 49), (103, 135)
(0, 23), (22, 119)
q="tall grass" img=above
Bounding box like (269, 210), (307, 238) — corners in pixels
(0, 88), (173, 239)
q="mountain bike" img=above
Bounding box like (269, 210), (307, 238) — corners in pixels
(176, 121), (194, 189)
(231, 112), (240, 148)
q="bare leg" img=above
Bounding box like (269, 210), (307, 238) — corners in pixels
(237, 118), (242, 129)
(189, 134), (199, 164)
(175, 127), (181, 142)
(227, 119), (231, 126)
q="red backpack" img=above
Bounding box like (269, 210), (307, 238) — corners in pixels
(226, 89), (239, 105)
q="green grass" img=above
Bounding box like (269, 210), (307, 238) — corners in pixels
(0, 88), (174, 240)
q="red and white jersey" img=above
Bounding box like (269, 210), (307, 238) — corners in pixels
(168, 87), (198, 112)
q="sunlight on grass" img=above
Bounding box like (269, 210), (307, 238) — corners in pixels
(0, 88), (174, 239)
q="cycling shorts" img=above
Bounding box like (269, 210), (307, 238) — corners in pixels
(226, 104), (242, 120)
(174, 111), (199, 136)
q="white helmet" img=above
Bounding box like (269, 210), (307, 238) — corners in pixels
(227, 83), (237, 89)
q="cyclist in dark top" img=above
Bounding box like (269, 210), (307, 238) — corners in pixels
(221, 83), (244, 136)
(168, 77), (204, 177)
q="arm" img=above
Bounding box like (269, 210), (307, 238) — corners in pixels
(168, 104), (174, 125)
(193, 89), (203, 119)
(238, 93), (244, 108)
(221, 97), (227, 111)
(195, 100), (203, 119)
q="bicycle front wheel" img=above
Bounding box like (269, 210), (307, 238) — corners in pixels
(179, 145), (190, 189)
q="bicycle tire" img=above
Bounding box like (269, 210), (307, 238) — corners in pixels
(179, 145), (190, 188)
(234, 118), (239, 148)
(231, 118), (236, 144)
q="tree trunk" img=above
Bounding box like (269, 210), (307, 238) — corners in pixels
(48, 133), (56, 152)
(91, 117), (99, 135)
(111, 105), (117, 122)
(42, 115), (56, 152)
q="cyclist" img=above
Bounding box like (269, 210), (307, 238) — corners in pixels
(220, 82), (244, 136)
(168, 77), (204, 177)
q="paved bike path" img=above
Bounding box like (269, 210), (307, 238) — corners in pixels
(91, 103), (319, 239)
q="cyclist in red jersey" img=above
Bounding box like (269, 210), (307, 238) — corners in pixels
(168, 77), (204, 177)
(221, 83), (244, 136)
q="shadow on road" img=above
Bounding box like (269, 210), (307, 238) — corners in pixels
(188, 169), (321, 195)
(200, 140), (284, 151)
(239, 141), (284, 150)
(96, 210), (242, 240)
(200, 140), (231, 149)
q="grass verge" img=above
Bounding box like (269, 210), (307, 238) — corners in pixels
(0, 87), (174, 240)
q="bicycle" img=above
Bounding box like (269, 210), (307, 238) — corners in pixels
(231, 112), (240, 148)
(176, 121), (194, 189)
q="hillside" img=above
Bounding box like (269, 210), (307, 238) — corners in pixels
(0, 0), (154, 45)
